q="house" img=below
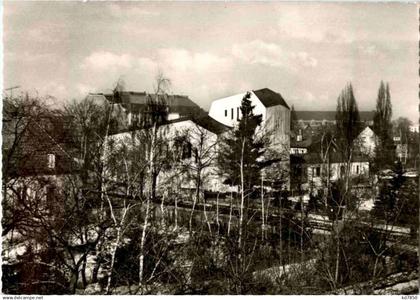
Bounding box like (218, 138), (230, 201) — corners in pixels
(209, 88), (290, 156)
(94, 91), (206, 129)
(409, 124), (419, 133)
(3, 111), (79, 179)
(304, 152), (370, 188)
(109, 115), (231, 195)
(289, 125), (371, 191)
(355, 126), (377, 157)
(3, 112), (80, 238)
(290, 129), (312, 155)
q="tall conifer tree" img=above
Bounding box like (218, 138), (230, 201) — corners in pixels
(373, 81), (394, 169)
(218, 91), (265, 190)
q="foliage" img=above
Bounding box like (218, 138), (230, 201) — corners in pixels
(218, 91), (265, 189)
(290, 104), (298, 132)
(373, 81), (394, 169)
(335, 83), (360, 161)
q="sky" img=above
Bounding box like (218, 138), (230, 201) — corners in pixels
(4, 2), (419, 122)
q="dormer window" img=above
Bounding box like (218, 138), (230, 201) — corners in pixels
(47, 154), (55, 169)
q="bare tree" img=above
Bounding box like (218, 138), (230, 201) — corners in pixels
(137, 72), (170, 290)
(179, 122), (219, 233)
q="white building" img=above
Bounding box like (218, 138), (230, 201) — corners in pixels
(209, 88), (290, 157)
(356, 126), (377, 157)
(304, 153), (370, 189)
(109, 116), (231, 194)
(409, 124), (419, 133)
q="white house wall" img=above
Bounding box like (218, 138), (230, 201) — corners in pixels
(209, 91), (266, 127)
(356, 127), (377, 157)
(306, 161), (369, 187)
(110, 120), (224, 193)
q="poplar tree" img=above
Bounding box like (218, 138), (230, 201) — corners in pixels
(373, 81), (394, 169)
(290, 104), (298, 132)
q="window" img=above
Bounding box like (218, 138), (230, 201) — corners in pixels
(231, 108), (234, 120)
(127, 112), (132, 125)
(237, 107), (240, 121)
(47, 154), (55, 169)
(181, 142), (192, 160)
(340, 166), (345, 177)
(356, 165), (360, 174)
(225, 109), (227, 117)
(316, 167), (321, 177)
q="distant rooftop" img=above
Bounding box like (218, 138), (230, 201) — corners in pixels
(103, 91), (205, 115)
(295, 111), (375, 122)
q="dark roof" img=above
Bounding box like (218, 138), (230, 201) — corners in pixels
(295, 111), (375, 122)
(291, 137), (313, 148)
(253, 88), (290, 109)
(112, 115), (230, 136)
(192, 115), (231, 135)
(105, 91), (201, 109)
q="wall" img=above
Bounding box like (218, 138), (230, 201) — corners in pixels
(208, 91), (266, 127)
(110, 119), (225, 194)
(265, 104), (290, 158)
(305, 161), (370, 188)
(356, 127), (377, 157)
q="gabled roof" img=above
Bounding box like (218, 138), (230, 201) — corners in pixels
(357, 125), (377, 136)
(291, 137), (313, 149)
(111, 114), (231, 136)
(103, 91), (207, 117)
(192, 115), (232, 135)
(253, 88), (290, 109)
(295, 111), (375, 122)
(105, 91), (200, 107)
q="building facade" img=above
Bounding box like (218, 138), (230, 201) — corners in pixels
(209, 88), (291, 157)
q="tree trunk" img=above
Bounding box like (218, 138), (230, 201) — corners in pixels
(287, 222), (291, 265)
(139, 197), (150, 289)
(105, 227), (121, 294)
(203, 195), (212, 234)
(300, 195), (304, 264)
(139, 122), (156, 290)
(189, 192), (197, 234)
(279, 195), (284, 271)
(174, 191), (178, 230)
(216, 191), (220, 236)
(160, 192), (166, 229)
(81, 256), (87, 288)
(69, 269), (79, 294)
(238, 139), (245, 251)
(334, 229), (340, 284)
(91, 255), (101, 284)
(261, 175), (265, 241)
(228, 191), (233, 236)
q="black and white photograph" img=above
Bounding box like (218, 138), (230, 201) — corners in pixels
(2, 1), (419, 295)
